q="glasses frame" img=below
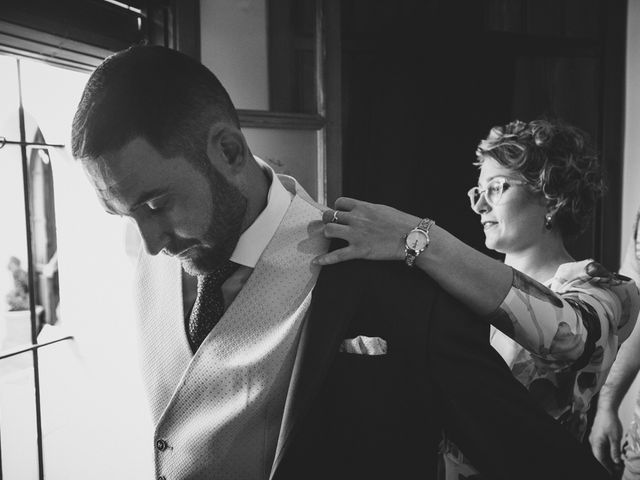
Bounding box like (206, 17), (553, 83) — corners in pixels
(467, 177), (528, 210)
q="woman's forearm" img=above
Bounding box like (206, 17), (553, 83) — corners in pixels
(415, 224), (603, 364)
(414, 224), (513, 316)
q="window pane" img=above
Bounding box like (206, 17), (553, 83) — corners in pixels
(0, 350), (39, 480)
(0, 145), (37, 348)
(45, 147), (155, 478)
(20, 58), (89, 145)
(38, 335), (97, 480)
(37, 327), (155, 480)
(0, 54), (21, 143)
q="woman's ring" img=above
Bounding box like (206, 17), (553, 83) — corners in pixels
(331, 210), (340, 224)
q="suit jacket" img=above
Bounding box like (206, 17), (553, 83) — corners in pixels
(271, 255), (611, 480)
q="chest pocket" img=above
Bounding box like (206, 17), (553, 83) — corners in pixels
(327, 351), (398, 424)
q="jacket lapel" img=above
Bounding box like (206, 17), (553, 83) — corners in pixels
(271, 257), (366, 478)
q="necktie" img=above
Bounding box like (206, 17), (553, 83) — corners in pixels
(187, 260), (240, 352)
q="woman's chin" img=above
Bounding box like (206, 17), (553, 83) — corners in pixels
(484, 238), (510, 256)
(483, 235), (503, 253)
(484, 235), (495, 250)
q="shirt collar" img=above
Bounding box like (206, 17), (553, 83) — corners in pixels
(229, 158), (293, 268)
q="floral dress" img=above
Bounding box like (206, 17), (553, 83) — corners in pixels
(441, 259), (640, 480)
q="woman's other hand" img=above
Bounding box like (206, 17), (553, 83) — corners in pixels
(313, 197), (420, 265)
(589, 408), (623, 474)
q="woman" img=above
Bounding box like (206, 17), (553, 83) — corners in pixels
(590, 208), (640, 477)
(313, 119), (640, 478)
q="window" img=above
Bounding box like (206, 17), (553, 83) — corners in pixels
(0, 53), (153, 480)
(0, 54), (79, 480)
(0, 2), (185, 478)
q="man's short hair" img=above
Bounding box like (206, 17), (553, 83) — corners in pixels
(71, 45), (240, 166)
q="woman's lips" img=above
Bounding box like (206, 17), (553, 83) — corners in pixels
(482, 221), (498, 231)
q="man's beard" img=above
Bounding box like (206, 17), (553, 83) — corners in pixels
(176, 161), (247, 276)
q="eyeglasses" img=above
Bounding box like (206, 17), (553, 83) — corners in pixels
(467, 177), (527, 210)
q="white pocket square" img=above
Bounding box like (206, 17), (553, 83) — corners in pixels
(339, 336), (388, 355)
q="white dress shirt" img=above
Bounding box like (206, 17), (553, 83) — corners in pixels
(221, 159), (294, 307)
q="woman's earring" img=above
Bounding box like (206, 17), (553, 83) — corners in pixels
(545, 214), (553, 230)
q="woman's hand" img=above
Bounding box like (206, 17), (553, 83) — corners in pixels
(313, 197), (421, 265)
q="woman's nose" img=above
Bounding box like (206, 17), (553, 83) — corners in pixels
(472, 193), (491, 215)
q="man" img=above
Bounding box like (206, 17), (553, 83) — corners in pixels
(6, 256), (30, 311)
(590, 208), (640, 478)
(72, 45), (608, 480)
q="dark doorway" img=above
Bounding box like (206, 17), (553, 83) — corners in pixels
(340, 0), (625, 266)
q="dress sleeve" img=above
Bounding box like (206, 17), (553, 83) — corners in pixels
(486, 260), (640, 370)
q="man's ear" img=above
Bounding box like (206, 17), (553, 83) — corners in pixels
(206, 122), (246, 173)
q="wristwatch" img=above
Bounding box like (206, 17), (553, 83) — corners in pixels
(404, 218), (434, 267)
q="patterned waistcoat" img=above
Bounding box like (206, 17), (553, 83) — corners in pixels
(134, 181), (329, 480)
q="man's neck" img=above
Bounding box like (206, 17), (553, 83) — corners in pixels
(239, 158), (270, 234)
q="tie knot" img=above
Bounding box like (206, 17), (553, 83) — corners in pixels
(198, 260), (240, 292)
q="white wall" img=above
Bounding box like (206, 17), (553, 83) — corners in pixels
(618, 0), (640, 433)
(200, 0), (269, 110)
(244, 128), (319, 199)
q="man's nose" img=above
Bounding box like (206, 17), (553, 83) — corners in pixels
(134, 217), (170, 256)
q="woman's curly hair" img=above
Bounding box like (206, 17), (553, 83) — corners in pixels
(475, 119), (605, 239)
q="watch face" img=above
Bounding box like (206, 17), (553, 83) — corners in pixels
(406, 230), (428, 251)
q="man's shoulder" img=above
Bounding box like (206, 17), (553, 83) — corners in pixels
(316, 250), (442, 309)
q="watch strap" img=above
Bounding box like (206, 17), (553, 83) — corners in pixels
(404, 218), (435, 267)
